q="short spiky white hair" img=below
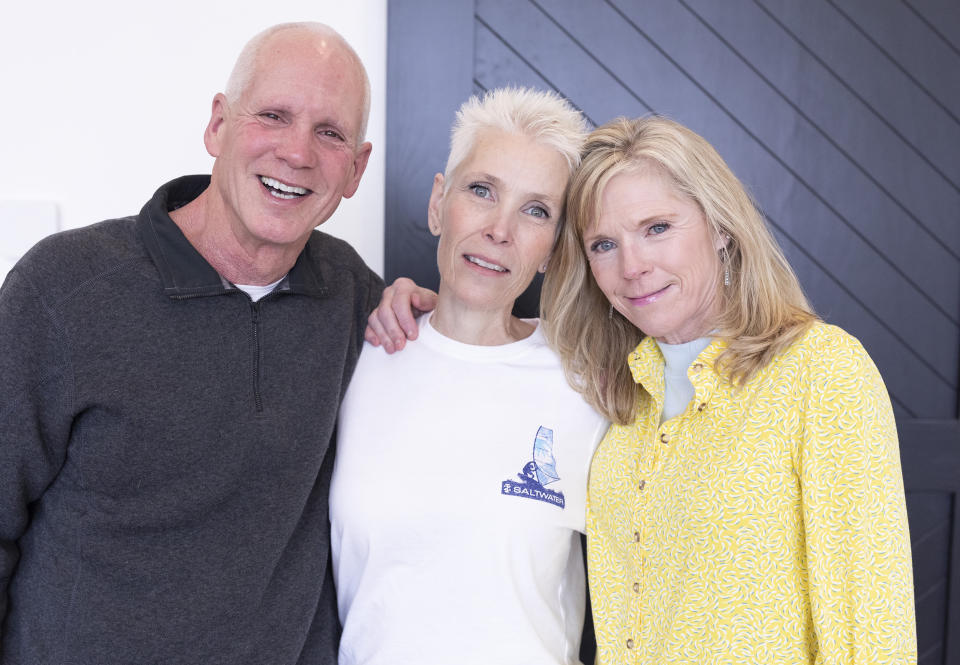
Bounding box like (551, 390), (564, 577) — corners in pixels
(224, 22), (371, 141)
(443, 87), (588, 189)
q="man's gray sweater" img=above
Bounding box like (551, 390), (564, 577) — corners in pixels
(0, 176), (383, 664)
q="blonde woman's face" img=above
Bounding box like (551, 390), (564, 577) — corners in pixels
(583, 169), (725, 344)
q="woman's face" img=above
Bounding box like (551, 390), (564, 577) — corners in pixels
(429, 129), (569, 314)
(583, 168), (725, 344)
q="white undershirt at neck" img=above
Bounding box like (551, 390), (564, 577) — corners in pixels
(234, 277), (284, 302)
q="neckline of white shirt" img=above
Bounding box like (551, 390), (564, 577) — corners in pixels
(416, 313), (543, 362)
(234, 276), (285, 302)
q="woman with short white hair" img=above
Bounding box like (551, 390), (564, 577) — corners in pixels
(330, 88), (607, 665)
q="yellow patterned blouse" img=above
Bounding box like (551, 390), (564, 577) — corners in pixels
(586, 322), (916, 664)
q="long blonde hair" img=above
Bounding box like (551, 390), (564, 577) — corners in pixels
(541, 116), (816, 424)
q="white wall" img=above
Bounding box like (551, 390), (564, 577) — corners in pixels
(0, 0), (387, 282)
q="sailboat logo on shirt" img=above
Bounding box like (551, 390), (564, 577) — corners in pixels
(501, 426), (565, 509)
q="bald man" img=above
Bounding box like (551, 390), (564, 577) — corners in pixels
(0, 23), (380, 663)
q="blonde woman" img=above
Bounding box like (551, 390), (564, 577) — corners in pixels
(541, 116), (916, 664)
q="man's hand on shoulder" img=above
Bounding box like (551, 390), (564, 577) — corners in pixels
(364, 277), (438, 353)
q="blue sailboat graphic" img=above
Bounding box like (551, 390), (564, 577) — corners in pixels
(501, 426), (565, 509)
(533, 426), (560, 486)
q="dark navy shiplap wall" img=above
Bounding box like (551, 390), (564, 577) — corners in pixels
(386, 2), (960, 663)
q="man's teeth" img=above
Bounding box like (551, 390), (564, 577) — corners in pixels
(466, 255), (507, 272)
(260, 176), (308, 199)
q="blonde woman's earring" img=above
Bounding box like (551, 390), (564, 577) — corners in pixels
(608, 304), (614, 320)
(721, 240), (732, 287)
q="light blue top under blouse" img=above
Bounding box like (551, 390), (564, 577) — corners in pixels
(655, 336), (713, 422)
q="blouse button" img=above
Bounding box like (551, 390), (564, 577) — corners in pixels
(692, 363), (703, 372)
(633, 582), (640, 593)
(660, 432), (669, 444)
(638, 479), (646, 491)
(697, 402), (707, 412)
(634, 531), (641, 542)
(626, 638), (636, 649)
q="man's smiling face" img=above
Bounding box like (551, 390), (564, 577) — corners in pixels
(204, 29), (371, 253)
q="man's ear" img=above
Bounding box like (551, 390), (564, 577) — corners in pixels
(427, 173), (445, 237)
(203, 94), (229, 158)
(342, 141), (373, 199)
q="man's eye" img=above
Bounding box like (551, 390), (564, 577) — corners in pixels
(320, 129), (344, 141)
(260, 112), (281, 121)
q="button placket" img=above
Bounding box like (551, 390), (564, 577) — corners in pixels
(625, 408), (662, 655)
(687, 357), (713, 419)
(690, 360), (717, 420)
(629, 453), (647, 651)
(629, 447), (651, 656)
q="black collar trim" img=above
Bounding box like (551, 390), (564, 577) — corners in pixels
(138, 175), (328, 299)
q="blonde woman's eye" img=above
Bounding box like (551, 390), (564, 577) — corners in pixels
(649, 222), (669, 235)
(589, 239), (616, 253)
(525, 205), (549, 219)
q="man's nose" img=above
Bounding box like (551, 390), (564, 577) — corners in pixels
(275, 125), (316, 168)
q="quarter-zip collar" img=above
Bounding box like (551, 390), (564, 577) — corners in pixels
(138, 175), (329, 300)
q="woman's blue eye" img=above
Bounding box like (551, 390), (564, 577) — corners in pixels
(469, 184), (491, 198)
(526, 205), (549, 219)
(589, 239), (616, 253)
(649, 222), (669, 235)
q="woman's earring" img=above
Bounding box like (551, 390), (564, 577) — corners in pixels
(721, 239), (732, 287)
(608, 304), (614, 320)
